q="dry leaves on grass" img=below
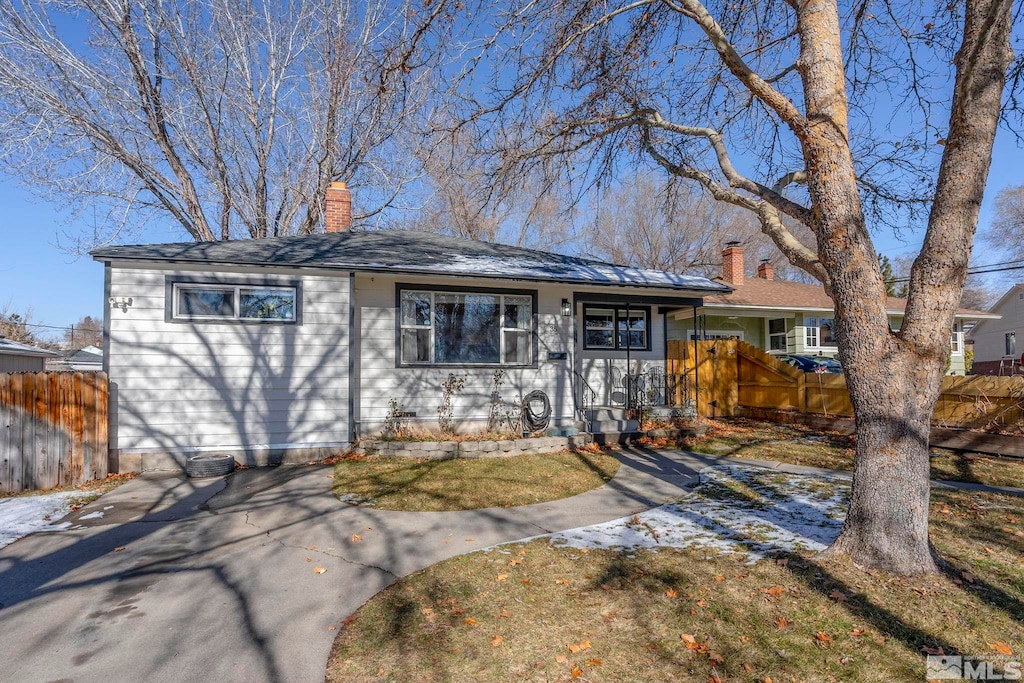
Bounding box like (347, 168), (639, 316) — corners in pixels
(567, 641), (591, 653)
(491, 636), (503, 647)
(989, 642), (1014, 656)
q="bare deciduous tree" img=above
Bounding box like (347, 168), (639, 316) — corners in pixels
(989, 184), (1024, 262)
(0, 0), (443, 246)
(397, 128), (579, 251)
(586, 172), (816, 280)
(440, 0), (1016, 573)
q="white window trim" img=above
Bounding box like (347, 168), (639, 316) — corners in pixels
(399, 289), (534, 367)
(582, 307), (616, 350)
(172, 283), (297, 322)
(766, 318), (787, 353)
(803, 317), (836, 349)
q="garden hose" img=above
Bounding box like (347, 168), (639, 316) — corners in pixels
(521, 390), (551, 434)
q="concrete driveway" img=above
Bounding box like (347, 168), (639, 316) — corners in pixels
(0, 448), (715, 683)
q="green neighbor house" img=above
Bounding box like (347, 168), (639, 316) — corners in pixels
(667, 244), (998, 376)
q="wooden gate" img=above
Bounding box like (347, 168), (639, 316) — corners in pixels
(0, 372), (108, 492)
(666, 339), (739, 417)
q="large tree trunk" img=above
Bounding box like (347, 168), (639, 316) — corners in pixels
(827, 349), (945, 573)
(791, 0), (1013, 573)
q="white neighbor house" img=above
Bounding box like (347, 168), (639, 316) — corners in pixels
(92, 185), (730, 471)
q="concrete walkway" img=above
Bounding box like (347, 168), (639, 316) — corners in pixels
(0, 448), (706, 683)
(0, 447), (1018, 683)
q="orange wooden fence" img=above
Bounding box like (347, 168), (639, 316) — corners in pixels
(667, 340), (1024, 433)
(0, 372), (108, 492)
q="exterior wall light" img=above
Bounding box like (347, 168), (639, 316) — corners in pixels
(561, 298), (572, 317)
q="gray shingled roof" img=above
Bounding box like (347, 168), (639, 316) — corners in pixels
(91, 230), (730, 293)
(0, 339), (58, 358)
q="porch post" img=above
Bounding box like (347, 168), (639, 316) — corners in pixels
(692, 304), (699, 417)
(624, 302), (632, 411)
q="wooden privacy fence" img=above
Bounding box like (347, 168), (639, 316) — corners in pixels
(0, 372), (108, 493)
(667, 339), (1024, 432)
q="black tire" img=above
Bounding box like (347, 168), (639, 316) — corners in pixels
(186, 453), (236, 478)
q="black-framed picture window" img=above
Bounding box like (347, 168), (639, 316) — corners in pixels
(398, 288), (534, 366)
(172, 283), (297, 322)
(583, 306), (650, 350)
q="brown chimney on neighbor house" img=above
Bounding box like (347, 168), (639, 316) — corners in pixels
(324, 181), (352, 233)
(722, 241), (744, 286)
(757, 259), (775, 280)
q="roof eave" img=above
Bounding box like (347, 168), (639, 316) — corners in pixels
(95, 255), (731, 294)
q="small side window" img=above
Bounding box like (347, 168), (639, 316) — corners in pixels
(173, 283), (297, 323)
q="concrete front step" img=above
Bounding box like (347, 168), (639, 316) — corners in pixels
(590, 419), (640, 433)
(585, 407), (629, 421)
(591, 430), (646, 446)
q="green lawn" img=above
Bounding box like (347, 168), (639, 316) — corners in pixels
(331, 451), (620, 511)
(327, 485), (1024, 682)
(678, 418), (1024, 490)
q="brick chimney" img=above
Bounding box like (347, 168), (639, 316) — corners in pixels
(757, 259), (775, 280)
(324, 181), (352, 233)
(722, 241), (744, 286)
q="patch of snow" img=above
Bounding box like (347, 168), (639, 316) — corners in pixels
(0, 491), (87, 548)
(78, 511), (104, 520)
(545, 465), (848, 562)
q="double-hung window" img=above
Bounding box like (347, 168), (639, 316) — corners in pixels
(768, 318), (787, 352)
(583, 306), (649, 350)
(172, 283), (297, 322)
(950, 323), (963, 355)
(804, 317), (835, 348)
(398, 288), (534, 366)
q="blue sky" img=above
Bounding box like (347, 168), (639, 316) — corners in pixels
(1, 124), (1021, 335)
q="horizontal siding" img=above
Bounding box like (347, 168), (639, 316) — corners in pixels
(354, 274), (577, 433)
(108, 264), (350, 451)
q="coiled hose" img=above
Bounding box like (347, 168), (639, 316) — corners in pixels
(521, 390), (551, 434)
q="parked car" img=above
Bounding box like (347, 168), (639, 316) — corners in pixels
(778, 354), (843, 374)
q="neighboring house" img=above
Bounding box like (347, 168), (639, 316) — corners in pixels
(47, 345), (104, 372)
(91, 183), (731, 471)
(0, 339), (58, 373)
(665, 243), (998, 376)
(968, 283), (1024, 375)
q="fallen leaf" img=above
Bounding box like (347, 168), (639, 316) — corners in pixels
(567, 640), (591, 653)
(464, 618), (477, 626)
(351, 534), (362, 542)
(774, 617), (790, 629)
(313, 566), (327, 574)
(681, 634), (701, 651)
(764, 678), (773, 683)
(961, 571), (976, 584)
(828, 590), (848, 602)
(571, 667), (583, 678)
(765, 585), (784, 596)
(555, 655), (568, 664)
(984, 547), (995, 554)
(922, 646), (945, 656)
(815, 632), (832, 645)
(555, 579), (570, 585)
(509, 559), (522, 566)
(491, 635), (503, 647)
(742, 662), (753, 671)
(327, 625), (336, 631)
(585, 658), (603, 666)
(714, 575), (725, 582)
(113, 546), (125, 552)
(496, 574), (508, 582)
(666, 589), (679, 598)
(709, 676), (724, 683)
(309, 545), (318, 551)
(989, 642), (1014, 656)
(522, 579), (531, 585)
(851, 628), (866, 637)
(465, 537), (475, 542)
(708, 651), (724, 665)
